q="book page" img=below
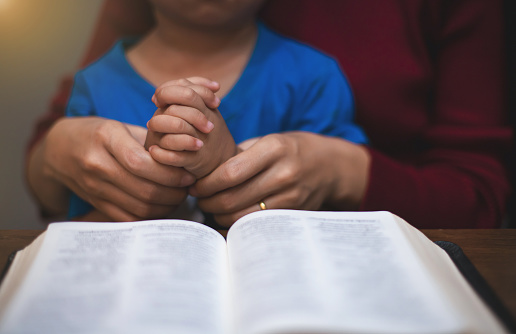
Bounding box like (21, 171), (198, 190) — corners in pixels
(0, 231), (47, 320)
(393, 215), (507, 334)
(227, 210), (480, 334)
(0, 220), (230, 334)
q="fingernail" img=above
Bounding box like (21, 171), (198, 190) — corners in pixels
(206, 121), (214, 132)
(151, 95), (158, 106)
(214, 96), (221, 106)
(195, 139), (204, 149)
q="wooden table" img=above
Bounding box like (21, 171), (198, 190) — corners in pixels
(1, 229), (515, 321)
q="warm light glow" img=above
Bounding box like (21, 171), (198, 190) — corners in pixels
(0, 0), (10, 9)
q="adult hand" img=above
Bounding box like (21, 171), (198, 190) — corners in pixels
(190, 132), (371, 227)
(27, 117), (196, 221)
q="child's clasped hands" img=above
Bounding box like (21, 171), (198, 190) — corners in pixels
(144, 76), (238, 179)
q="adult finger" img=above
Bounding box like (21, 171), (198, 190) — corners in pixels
(195, 147), (307, 215)
(196, 169), (278, 214)
(102, 121), (196, 188)
(63, 160), (182, 221)
(67, 146), (189, 208)
(209, 183), (329, 227)
(91, 181), (183, 219)
(190, 134), (284, 197)
(87, 183), (181, 221)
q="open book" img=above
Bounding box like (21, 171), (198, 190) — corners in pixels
(0, 210), (507, 334)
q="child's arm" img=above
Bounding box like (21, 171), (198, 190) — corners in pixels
(145, 77), (238, 179)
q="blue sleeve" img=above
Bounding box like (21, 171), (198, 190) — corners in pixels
(291, 59), (368, 144)
(65, 72), (95, 218)
(65, 72), (96, 117)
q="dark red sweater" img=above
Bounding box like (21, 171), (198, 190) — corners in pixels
(28, 0), (511, 228)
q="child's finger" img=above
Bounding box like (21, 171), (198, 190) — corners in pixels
(154, 84), (220, 110)
(159, 133), (204, 152)
(148, 145), (195, 168)
(154, 85), (212, 112)
(156, 77), (219, 93)
(163, 105), (214, 134)
(154, 78), (220, 108)
(185, 84), (221, 109)
(147, 114), (199, 137)
(185, 77), (220, 93)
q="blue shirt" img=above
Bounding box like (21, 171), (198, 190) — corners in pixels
(66, 22), (367, 218)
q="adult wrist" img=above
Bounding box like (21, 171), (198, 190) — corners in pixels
(26, 120), (71, 216)
(326, 139), (371, 210)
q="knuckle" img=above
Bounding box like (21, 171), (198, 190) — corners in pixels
(161, 134), (177, 149)
(138, 185), (161, 202)
(175, 118), (188, 133)
(177, 78), (191, 86)
(194, 110), (207, 124)
(264, 134), (287, 155)
(180, 87), (196, 101)
(197, 86), (212, 98)
(81, 175), (100, 196)
(165, 104), (180, 116)
(219, 160), (241, 184)
(275, 163), (299, 186)
(187, 76), (203, 83)
(124, 150), (146, 173)
(81, 152), (103, 174)
(94, 120), (115, 142)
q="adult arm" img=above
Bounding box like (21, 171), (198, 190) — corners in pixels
(355, 0), (511, 228)
(262, 0), (512, 228)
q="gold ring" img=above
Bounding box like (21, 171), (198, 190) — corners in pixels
(259, 201), (267, 210)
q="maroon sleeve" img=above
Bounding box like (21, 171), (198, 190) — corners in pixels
(360, 0), (511, 228)
(25, 0), (153, 154)
(262, 0), (511, 228)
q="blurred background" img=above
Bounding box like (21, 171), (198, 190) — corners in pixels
(0, 0), (103, 229)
